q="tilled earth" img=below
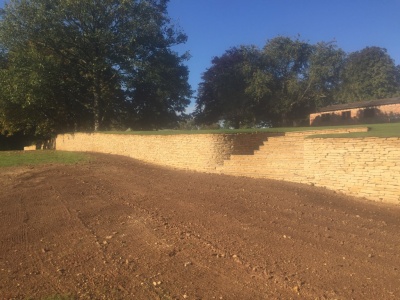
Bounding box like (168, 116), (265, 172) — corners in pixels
(0, 153), (399, 300)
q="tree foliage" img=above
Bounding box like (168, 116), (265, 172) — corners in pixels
(0, 45), (86, 137)
(337, 46), (399, 102)
(260, 36), (314, 125)
(195, 36), (347, 127)
(195, 37), (399, 127)
(195, 46), (262, 129)
(0, 0), (191, 138)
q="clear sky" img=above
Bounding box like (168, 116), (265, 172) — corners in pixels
(1, 0), (399, 112)
(167, 0), (400, 111)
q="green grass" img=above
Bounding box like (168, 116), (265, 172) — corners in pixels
(100, 122), (400, 138)
(96, 122), (400, 139)
(308, 123), (400, 138)
(102, 128), (284, 135)
(0, 150), (90, 168)
(101, 124), (367, 135)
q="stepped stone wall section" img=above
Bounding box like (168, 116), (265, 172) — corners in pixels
(221, 135), (305, 181)
(56, 127), (400, 204)
(222, 128), (370, 180)
(221, 129), (400, 204)
(56, 132), (275, 171)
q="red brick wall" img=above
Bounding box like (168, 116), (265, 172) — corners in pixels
(310, 103), (400, 126)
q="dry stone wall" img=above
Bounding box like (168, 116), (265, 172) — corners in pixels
(56, 132), (274, 172)
(55, 128), (400, 204)
(221, 130), (400, 204)
(303, 138), (400, 203)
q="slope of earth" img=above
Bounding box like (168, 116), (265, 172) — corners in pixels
(0, 153), (399, 300)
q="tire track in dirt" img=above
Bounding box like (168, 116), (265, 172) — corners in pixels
(68, 165), (283, 298)
(91, 154), (400, 299)
(38, 169), (166, 299)
(44, 173), (136, 299)
(97, 164), (309, 297)
(1, 153), (400, 299)
(0, 176), (62, 298)
(89, 170), (305, 298)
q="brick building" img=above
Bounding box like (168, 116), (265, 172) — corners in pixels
(310, 97), (400, 126)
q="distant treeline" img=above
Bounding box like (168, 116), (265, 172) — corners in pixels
(0, 1), (399, 148)
(194, 37), (400, 128)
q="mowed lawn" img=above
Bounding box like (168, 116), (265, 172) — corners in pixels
(308, 122), (400, 138)
(104, 122), (400, 137)
(0, 151), (90, 168)
(1, 122), (399, 168)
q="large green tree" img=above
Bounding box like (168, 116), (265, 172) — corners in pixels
(0, 0), (190, 137)
(195, 37), (345, 127)
(194, 45), (263, 128)
(259, 36), (313, 125)
(337, 46), (399, 102)
(128, 49), (192, 130)
(0, 47), (76, 137)
(255, 37), (345, 125)
(306, 42), (346, 108)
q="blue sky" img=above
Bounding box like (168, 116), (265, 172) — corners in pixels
(1, 0), (399, 112)
(167, 0), (400, 111)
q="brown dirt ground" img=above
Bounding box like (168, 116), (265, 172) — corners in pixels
(0, 153), (399, 300)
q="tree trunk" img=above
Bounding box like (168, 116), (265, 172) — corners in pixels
(93, 75), (101, 131)
(233, 117), (240, 129)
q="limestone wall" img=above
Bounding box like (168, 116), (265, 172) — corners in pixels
(221, 133), (400, 204)
(55, 132), (275, 172)
(304, 138), (400, 203)
(55, 129), (400, 204)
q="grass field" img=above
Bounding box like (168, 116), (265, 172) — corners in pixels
(1, 123), (398, 168)
(103, 122), (400, 138)
(0, 151), (90, 168)
(308, 123), (400, 138)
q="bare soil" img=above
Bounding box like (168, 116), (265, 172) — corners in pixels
(0, 153), (399, 300)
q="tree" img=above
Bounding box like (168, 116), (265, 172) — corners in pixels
(195, 37), (347, 128)
(0, 40), (95, 138)
(196, 37), (398, 129)
(396, 65), (400, 93)
(195, 46), (262, 129)
(243, 37), (345, 126)
(258, 37), (346, 125)
(256, 36), (313, 125)
(307, 42), (346, 108)
(337, 46), (399, 102)
(128, 49), (192, 130)
(0, 0), (190, 137)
